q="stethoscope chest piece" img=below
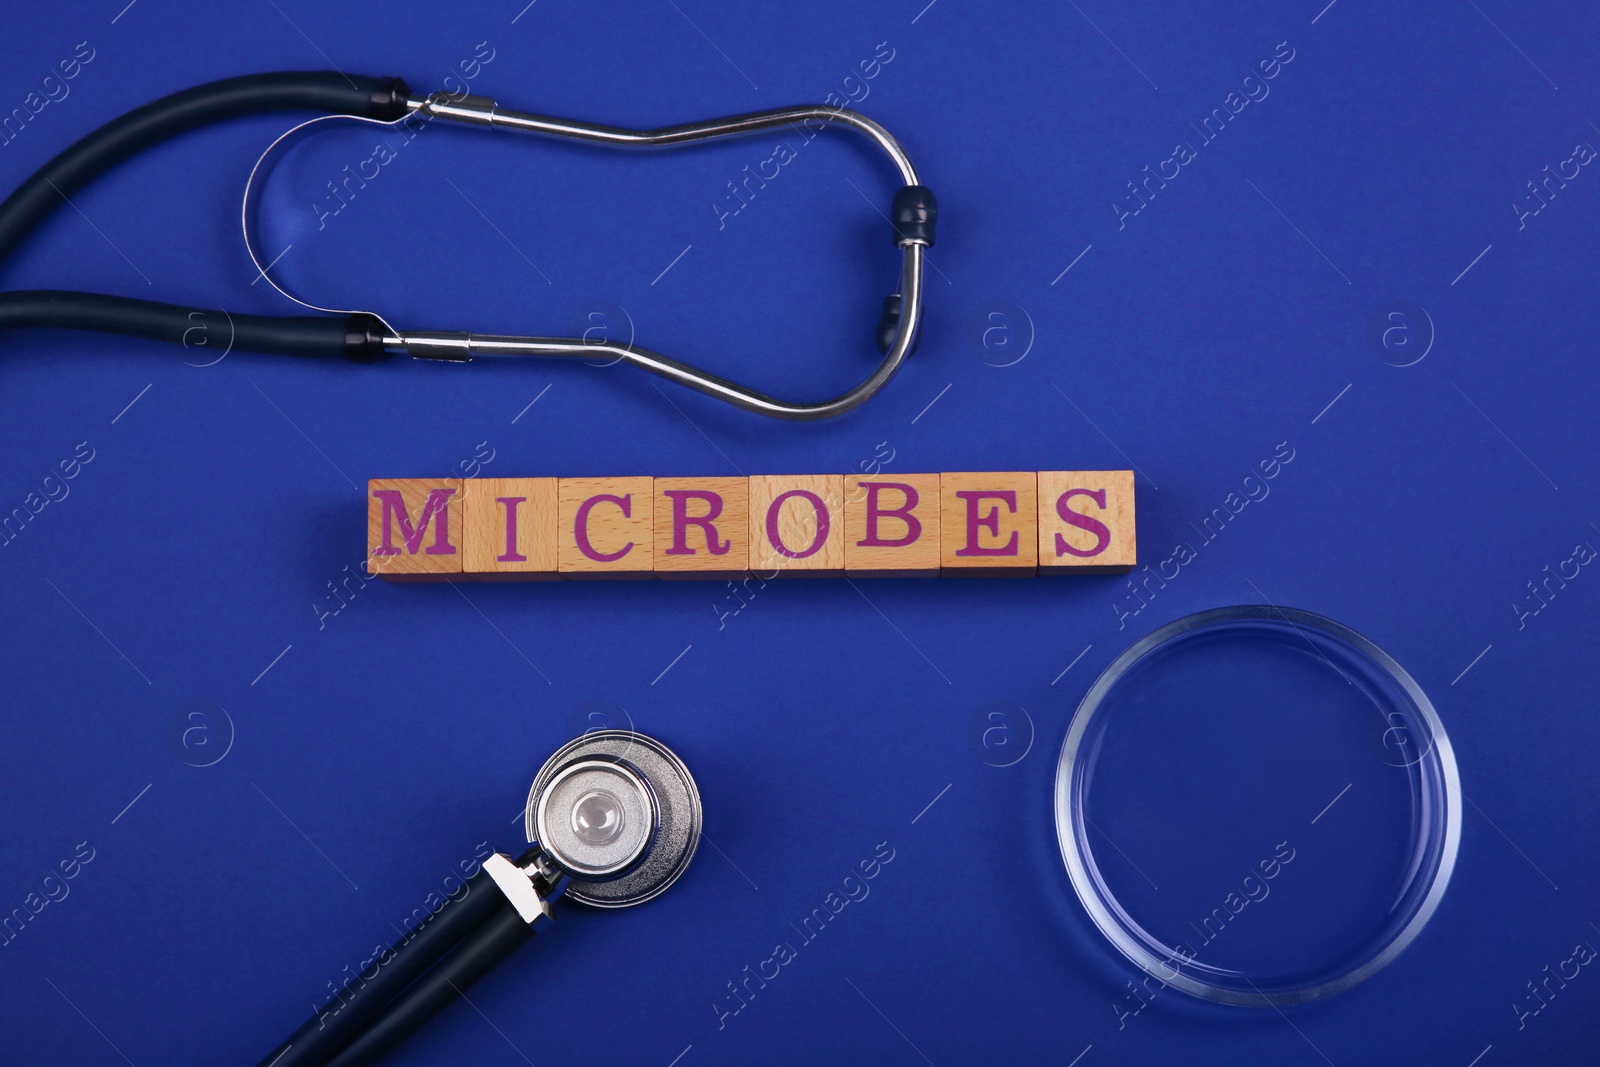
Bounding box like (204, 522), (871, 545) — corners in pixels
(526, 730), (701, 908)
(256, 728), (703, 1066)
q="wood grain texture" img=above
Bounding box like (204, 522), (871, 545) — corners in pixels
(1037, 470), (1136, 574)
(463, 478), (559, 579)
(367, 479), (464, 580)
(557, 477), (654, 576)
(372, 471), (1135, 581)
(938, 472), (1038, 576)
(843, 473), (941, 577)
(654, 477), (748, 578)
(747, 475), (845, 575)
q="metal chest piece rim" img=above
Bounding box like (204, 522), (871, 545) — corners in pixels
(526, 730), (702, 908)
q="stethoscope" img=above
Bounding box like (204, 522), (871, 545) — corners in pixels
(257, 730), (702, 1067)
(0, 71), (919, 1059)
(0, 72), (936, 420)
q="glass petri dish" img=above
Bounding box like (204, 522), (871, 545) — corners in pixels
(1055, 605), (1461, 1006)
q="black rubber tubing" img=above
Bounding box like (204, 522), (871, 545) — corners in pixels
(0, 71), (409, 263)
(0, 71), (408, 359)
(0, 291), (386, 359)
(323, 903), (537, 1067)
(254, 868), (508, 1067)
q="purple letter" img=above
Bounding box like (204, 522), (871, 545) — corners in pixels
(664, 490), (730, 556)
(496, 496), (527, 562)
(575, 494), (633, 562)
(856, 482), (921, 547)
(766, 489), (830, 559)
(373, 488), (456, 556)
(955, 490), (1017, 556)
(1055, 488), (1111, 558)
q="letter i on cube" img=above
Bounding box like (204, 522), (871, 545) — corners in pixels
(462, 478), (559, 579)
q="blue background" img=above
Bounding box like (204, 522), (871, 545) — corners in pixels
(3, 1), (1598, 1064)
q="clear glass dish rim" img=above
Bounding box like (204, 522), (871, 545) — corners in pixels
(1053, 604), (1462, 1007)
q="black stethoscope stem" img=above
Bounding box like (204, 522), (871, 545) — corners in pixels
(0, 290), (383, 360)
(256, 858), (536, 1067)
(323, 902), (538, 1067)
(0, 72), (410, 266)
(257, 731), (699, 1067)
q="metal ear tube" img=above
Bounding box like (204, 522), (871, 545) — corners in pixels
(256, 731), (702, 1067)
(242, 91), (937, 421)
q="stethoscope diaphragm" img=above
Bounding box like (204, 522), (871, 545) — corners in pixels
(526, 730), (702, 908)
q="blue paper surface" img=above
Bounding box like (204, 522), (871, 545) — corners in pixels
(2, 2), (1597, 1063)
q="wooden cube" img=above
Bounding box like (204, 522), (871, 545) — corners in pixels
(368, 479), (464, 580)
(1038, 471), (1136, 574)
(748, 475), (845, 576)
(843, 474), (940, 577)
(939, 472), (1038, 576)
(463, 478), (559, 579)
(557, 477), (654, 577)
(653, 477), (748, 579)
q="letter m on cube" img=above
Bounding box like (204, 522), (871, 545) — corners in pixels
(368, 479), (463, 579)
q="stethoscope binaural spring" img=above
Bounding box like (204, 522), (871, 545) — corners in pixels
(0, 72), (937, 420)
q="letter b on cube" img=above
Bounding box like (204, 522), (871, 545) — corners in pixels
(844, 473), (939, 577)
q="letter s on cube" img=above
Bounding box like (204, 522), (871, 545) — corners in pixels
(368, 479), (463, 580)
(558, 477), (654, 577)
(1037, 470), (1136, 574)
